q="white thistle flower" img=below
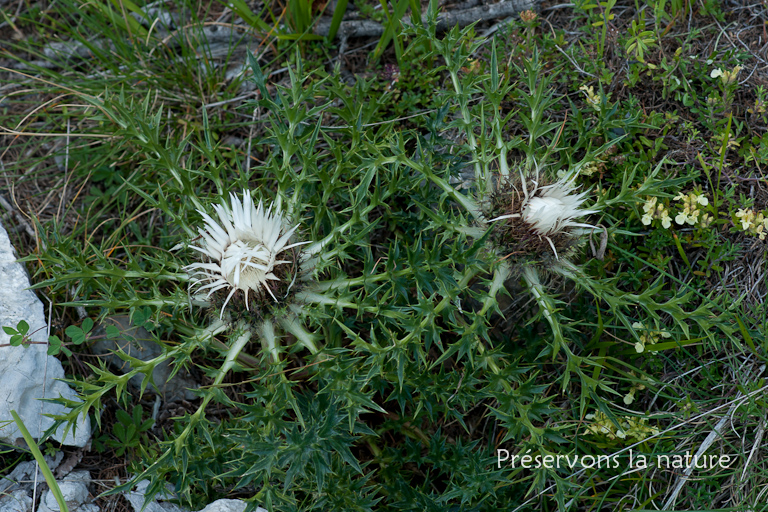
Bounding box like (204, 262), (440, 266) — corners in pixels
(184, 190), (308, 316)
(520, 179), (598, 235)
(490, 173), (598, 259)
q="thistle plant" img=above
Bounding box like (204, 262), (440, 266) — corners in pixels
(415, 39), (602, 357)
(30, 71), (391, 506)
(37, 53), (544, 509)
(488, 171), (599, 262)
(182, 189), (335, 361)
(411, 27), (723, 375)
(12, 8), (765, 511)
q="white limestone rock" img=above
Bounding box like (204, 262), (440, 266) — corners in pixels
(0, 490), (32, 512)
(125, 481), (266, 512)
(0, 222), (90, 447)
(198, 500), (264, 512)
(36, 471), (94, 512)
(0, 452), (63, 496)
(124, 480), (186, 512)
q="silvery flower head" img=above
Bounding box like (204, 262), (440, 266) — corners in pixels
(520, 176), (598, 237)
(486, 171), (599, 264)
(184, 190), (309, 317)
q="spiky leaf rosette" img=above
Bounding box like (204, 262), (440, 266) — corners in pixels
(486, 171), (598, 269)
(184, 190), (309, 318)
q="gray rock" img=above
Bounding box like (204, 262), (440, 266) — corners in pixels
(42, 41), (93, 61)
(0, 468), (98, 512)
(125, 481), (266, 512)
(0, 490), (33, 512)
(0, 452), (64, 496)
(0, 222), (91, 447)
(36, 471), (93, 512)
(130, 5), (183, 34)
(91, 315), (198, 402)
(124, 481), (186, 512)
(198, 500), (262, 512)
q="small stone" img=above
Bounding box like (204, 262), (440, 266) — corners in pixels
(91, 315), (198, 402)
(124, 481), (266, 512)
(198, 500), (266, 512)
(0, 453), (63, 496)
(36, 471), (92, 512)
(124, 481), (185, 512)
(0, 490), (32, 512)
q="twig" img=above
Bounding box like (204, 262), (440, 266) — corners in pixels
(741, 419), (765, 481)
(56, 117), (71, 221)
(662, 364), (766, 509)
(554, 43), (597, 78)
(314, 0), (540, 38)
(0, 192), (37, 240)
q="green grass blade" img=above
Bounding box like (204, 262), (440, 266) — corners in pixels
(10, 411), (69, 512)
(326, 0), (349, 41)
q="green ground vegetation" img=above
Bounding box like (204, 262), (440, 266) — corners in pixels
(1, 0), (768, 510)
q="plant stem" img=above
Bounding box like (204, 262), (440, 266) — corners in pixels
(522, 266), (566, 355)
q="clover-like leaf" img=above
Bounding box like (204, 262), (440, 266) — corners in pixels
(17, 320), (29, 336)
(106, 325), (120, 339)
(65, 325), (85, 345)
(47, 335), (63, 355)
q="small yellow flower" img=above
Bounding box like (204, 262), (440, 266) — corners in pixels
(660, 210), (672, 229)
(632, 322), (670, 352)
(583, 411), (658, 442)
(674, 191), (710, 227)
(581, 162), (600, 177)
(640, 197), (674, 229)
(736, 208), (754, 231)
(579, 85), (602, 111)
(711, 66), (742, 84)
(722, 66), (742, 84)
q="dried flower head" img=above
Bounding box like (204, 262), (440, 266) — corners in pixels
(184, 190), (308, 317)
(487, 172), (598, 263)
(520, 9), (538, 23)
